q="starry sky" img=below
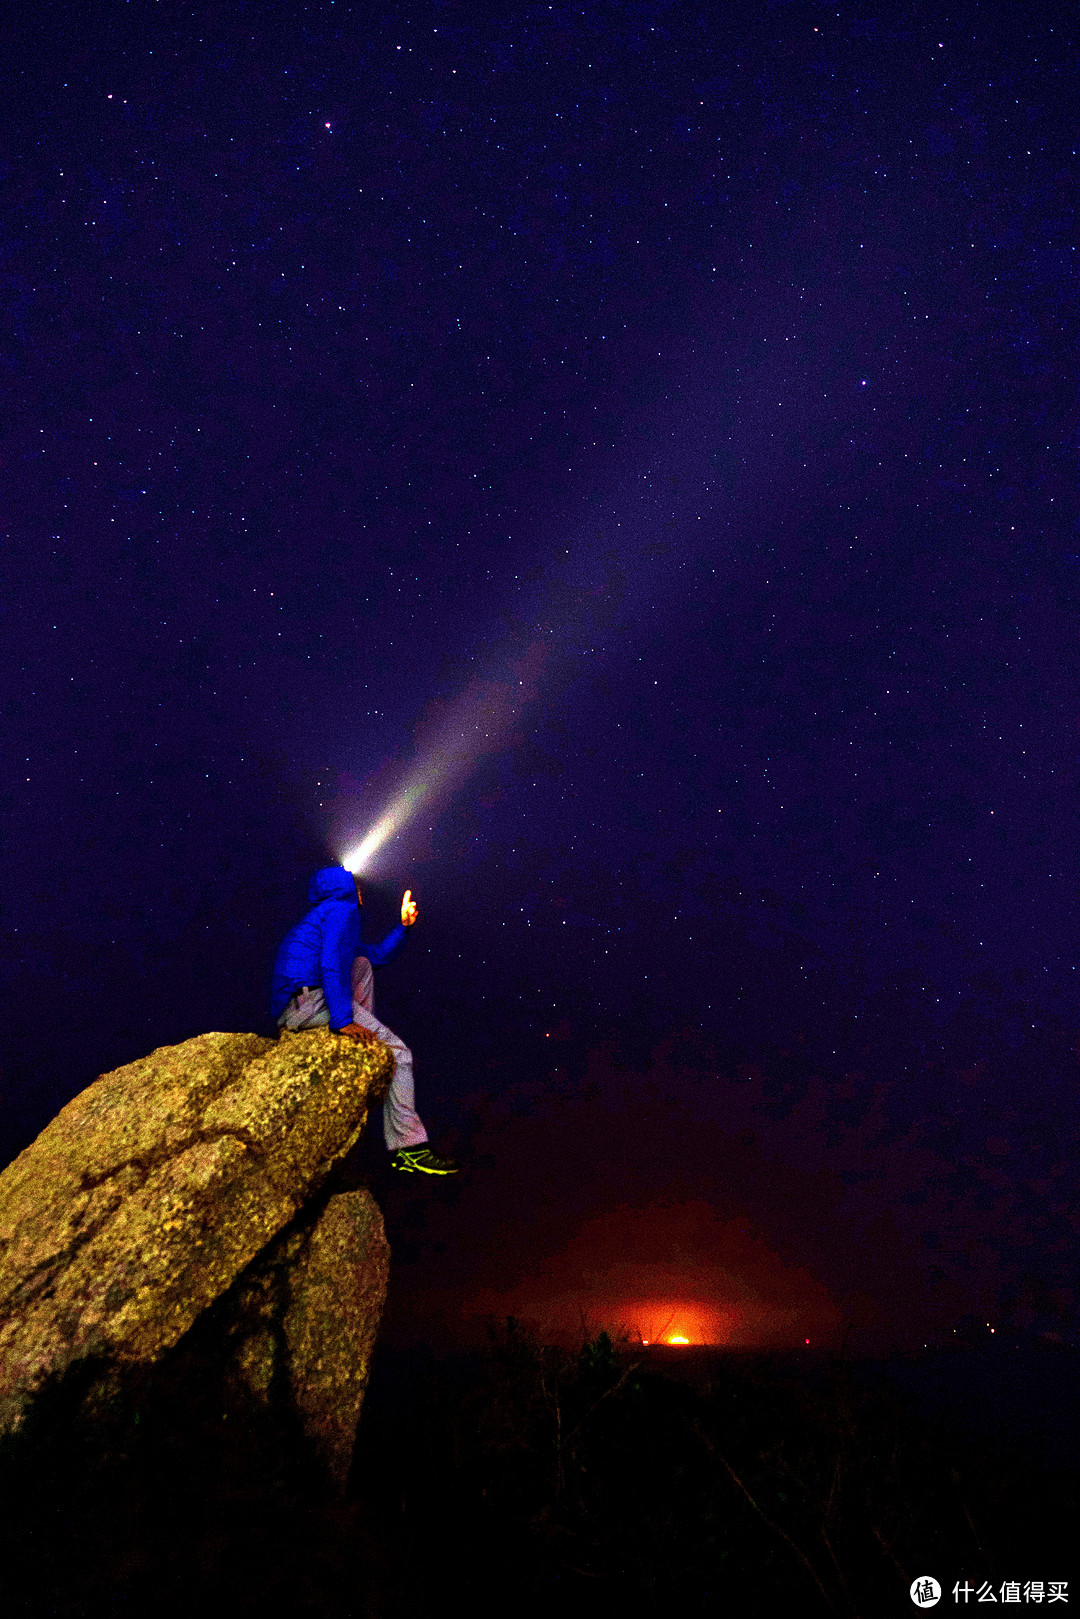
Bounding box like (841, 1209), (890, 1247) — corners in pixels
(3, 0), (1078, 1351)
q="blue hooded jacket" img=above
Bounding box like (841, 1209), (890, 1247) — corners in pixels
(270, 866), (408, 1030)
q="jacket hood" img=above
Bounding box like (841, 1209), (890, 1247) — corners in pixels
(308, 865), (358, 905)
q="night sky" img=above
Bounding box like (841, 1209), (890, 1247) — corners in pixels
(4, 0), (1078, 1352)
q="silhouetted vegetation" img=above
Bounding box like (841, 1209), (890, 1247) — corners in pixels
(361, 1323), (1077, 1616)
(0, 1320), (1075, 1616)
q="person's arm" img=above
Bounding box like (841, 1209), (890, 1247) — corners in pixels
(320, 903), (357, 1029)
(366, 922), (408, 968)
(365, 889), (418, 968)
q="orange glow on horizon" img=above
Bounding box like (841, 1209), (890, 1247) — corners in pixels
(618, 1301), (723, 1347)
(606, 1290), (838, 1351)
(460, 1200), (844, 1354)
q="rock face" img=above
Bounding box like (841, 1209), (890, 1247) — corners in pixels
(221, 1186), (390, 1487)
(0, 1027), (393, 1454)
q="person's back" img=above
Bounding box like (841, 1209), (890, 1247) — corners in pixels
(271, 866), (361, 1032)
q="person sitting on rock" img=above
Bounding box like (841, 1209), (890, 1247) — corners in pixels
(271, 865), (460, 1175)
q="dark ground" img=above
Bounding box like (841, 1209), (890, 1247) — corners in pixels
(0, 1317), (1075, 1619)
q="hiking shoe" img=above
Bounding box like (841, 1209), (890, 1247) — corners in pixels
(390, 1145), (461, 1175)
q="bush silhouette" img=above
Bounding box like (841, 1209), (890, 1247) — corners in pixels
(0, 1320), (1076, 1616)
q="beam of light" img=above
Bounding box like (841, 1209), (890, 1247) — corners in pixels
(334, 441), (688, 875)
(337, 639), (550, 874)
(329, 298), (854, 876)
(341, 784), (427, 874)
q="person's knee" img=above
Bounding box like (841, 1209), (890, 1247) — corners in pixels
(388, 1037), (412, 1064)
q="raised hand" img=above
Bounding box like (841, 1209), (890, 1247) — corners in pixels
(401, 889), (419, 927)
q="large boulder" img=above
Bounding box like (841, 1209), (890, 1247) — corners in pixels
(222, 1186), (390, 1487)
(0, 1027), (393, 1437)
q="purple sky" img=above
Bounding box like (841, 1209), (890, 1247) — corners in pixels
(3, 0), (1077, 1348)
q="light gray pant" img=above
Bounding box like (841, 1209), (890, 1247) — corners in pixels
(276, 954), (428, 1152)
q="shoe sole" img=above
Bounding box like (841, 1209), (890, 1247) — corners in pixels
(392, 1161), (461, 1175)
